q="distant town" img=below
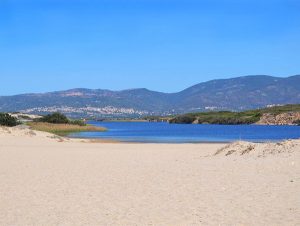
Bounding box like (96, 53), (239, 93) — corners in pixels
(20, 106), (152, 118)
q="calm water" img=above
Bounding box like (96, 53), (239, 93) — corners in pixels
(68, 121), (300, 143)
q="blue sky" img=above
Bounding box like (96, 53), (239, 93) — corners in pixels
(0, 0), (299, 95)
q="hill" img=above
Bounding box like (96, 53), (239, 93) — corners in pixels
(169, 104), (300, 125)
(0, 75), (299, 118)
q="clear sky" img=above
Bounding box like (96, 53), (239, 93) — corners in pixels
(0, 0), (299, 95)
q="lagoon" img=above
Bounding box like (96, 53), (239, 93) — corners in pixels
(69, 121), (300, 143)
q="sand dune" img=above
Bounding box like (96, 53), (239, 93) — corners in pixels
(0, 127), (299, 225)
(215, 140), (300, 157)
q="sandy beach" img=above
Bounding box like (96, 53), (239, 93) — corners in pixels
(0, 127), (299, 226)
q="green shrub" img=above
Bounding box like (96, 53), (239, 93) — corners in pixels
(70, 119), (86, 126)
(37, 112), (70, 124)
(0, 113), (19, 127)
(35, 113), (87, 126)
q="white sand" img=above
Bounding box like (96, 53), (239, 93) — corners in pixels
(0, 127), (299, 225)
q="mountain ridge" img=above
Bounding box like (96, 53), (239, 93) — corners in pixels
(0, 75), (299, 118)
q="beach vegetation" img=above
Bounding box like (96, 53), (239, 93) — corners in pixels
(0, 113), (19, 127)
(37, 112), (69, 124)
(35, 112), (88, 126)
(27, 122), (107, 136)
(30, 112), (107, 135)
(70, 119), (86, 126)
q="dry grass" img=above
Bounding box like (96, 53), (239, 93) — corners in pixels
(27, 122), (107, 136)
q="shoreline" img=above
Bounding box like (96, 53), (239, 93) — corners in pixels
(67, 134), (299, 144)
(67, 135), (232, 144)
